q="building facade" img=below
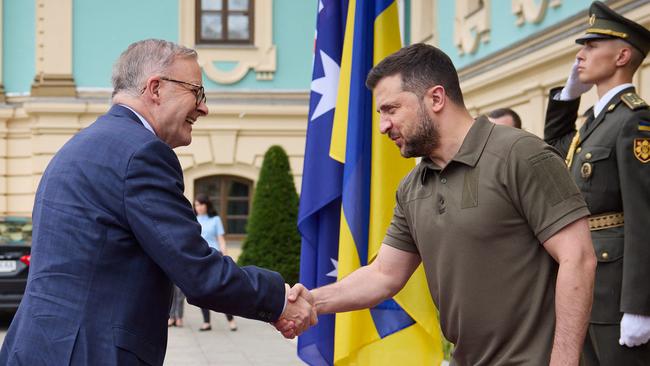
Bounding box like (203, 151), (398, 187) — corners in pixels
(1, 0), (649, 237)
(1, 0), (316, 238)
(410, 0), (650, 137)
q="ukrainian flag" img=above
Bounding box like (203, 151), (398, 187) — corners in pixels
(329, 0), (443, 364)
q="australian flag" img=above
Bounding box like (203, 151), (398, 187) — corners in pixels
(297, 1), (348, 365)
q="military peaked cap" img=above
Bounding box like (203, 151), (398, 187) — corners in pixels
(576, 1), (650, 56)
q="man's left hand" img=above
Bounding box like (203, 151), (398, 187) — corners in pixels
(619, 313), (650, 347)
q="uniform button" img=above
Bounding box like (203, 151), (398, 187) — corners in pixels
(585, 152), (592, 160)
(601, 252), (609, 260)
(441, 178), (447, 184)
(576, 147), (582, 154)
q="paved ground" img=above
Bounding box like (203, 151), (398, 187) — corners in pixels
(0, 242), (446, 365)
(0, 305), (303, 366)
(163, 241), (302, 365)
(164, 304), (303, 365)
(0, 242), (304, 365)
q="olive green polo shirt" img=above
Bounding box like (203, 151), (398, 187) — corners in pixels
(384, 116), (590, 365)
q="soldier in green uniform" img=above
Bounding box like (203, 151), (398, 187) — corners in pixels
(544, 2), (650, 364)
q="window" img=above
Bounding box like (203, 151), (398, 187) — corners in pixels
(194, 175), (253, 237)
(181, 0), (275, 83)
(196, 0), (254, 44)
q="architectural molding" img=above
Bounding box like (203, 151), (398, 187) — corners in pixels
(31, 74), (76, 98)
(512, 0), (561, 26)
(32, 0), (75, 97)
(179, 0), (276, 84)
(0, 94), (308, 215)
(459, 5), (587, 80)
(454, 0), (491, 55)
(459, 0), (650, 81)
(456, 0), (650, 140)
(0, 106), (13, 213)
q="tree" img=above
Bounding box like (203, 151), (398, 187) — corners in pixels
(237, 145), (301, 284)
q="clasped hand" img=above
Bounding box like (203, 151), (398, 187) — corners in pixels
(273, 283), (317, 339)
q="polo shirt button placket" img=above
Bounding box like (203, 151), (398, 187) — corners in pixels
(437, 175), (447, 213)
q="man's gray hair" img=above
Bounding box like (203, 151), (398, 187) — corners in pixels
(111, 39), (197, 98)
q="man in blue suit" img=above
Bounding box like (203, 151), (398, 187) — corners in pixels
(0, 39), (315, 365)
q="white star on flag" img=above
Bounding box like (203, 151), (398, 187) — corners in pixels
(326, 258), (338, 278)
(310, 50), (340, 122)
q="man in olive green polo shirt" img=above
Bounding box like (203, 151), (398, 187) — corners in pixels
(285, 44), (597, 365)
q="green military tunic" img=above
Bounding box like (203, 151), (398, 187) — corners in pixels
(545, 86), (650, 364)
(384, 116), (589, 365)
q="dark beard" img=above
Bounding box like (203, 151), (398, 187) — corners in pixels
(400, 102), (439, 158)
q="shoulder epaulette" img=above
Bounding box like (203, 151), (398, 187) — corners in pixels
(621, 92), (648, 110)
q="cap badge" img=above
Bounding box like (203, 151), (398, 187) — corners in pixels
(589, 14), (596, 26)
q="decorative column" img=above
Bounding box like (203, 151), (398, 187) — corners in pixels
(410, 0), (437, 45)
(31, 0), (76, 97)
(0, 0), (5, 102)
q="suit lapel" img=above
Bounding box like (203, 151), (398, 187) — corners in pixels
(579, 87), (633, 144)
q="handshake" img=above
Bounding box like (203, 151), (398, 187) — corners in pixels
(273, 283), (318, 339)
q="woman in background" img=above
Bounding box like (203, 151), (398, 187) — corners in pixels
(168, 285), (185, 327)
(194, 193), (238, 332)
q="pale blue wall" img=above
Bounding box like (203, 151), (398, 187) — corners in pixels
(3, 0), (35, 94)
(0, 1), (603, 94)
(73, 0), (178, 88)
(2, 0), (320, 92)
(72, 0), (315, 91)
(203, 0), (316, 91)
(437, 1), (592, 69)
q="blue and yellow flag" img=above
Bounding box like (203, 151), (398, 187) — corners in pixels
(298, 1), (348, 365)
(299, 0), (443, 365)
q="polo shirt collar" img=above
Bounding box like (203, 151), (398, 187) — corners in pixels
(419, 116), (493, 183)
(452, 115), (493, 167)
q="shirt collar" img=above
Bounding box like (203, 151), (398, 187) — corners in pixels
(594, 83), (634, 118)
(451, 115), (493, 167)
(420, 116), (494, 183)
(118, 104), (157, 136)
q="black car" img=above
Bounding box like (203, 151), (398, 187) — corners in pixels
(0, 217), (32, 311)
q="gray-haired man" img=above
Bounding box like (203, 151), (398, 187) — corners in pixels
(0, 39), (315, 366)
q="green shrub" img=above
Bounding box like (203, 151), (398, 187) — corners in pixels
(237, 145), (301, 284)
(443, 338), (455, 361)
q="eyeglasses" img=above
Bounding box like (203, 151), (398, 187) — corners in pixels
(160, 76), (206, 107)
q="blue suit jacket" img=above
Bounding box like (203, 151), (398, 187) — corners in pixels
(0, 105), (285, 365)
